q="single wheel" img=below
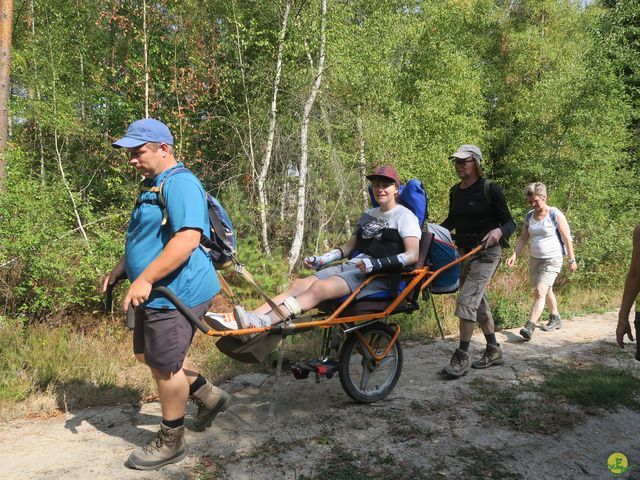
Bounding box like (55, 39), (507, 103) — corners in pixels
(338, 322), (403, 403)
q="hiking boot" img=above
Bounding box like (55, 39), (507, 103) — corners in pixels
(204, 312), (237, 331)
(471, 344), (504, 369)
(126, 424), (186, 471)
(233, 306), (271, 341)
(541, 314), (562, 332)
(441, 348), (470, 379)
(190, 381), (231, 432)
(520, 321), (536, 341)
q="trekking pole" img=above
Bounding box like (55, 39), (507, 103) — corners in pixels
(430, 292), (445, 340)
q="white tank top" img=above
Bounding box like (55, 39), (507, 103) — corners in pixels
(528, 212), (562, 259)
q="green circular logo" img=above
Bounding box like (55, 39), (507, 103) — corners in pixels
(608, 453), (629, 475)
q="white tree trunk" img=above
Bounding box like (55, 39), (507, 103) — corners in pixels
(257, 0), (291, 256)
(288, 0), (327, 273)
(356, 105), (367, 210)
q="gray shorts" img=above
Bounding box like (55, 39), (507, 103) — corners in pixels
(455, 245), (501, 323)
(133, 299), (211, 372)
(314, 261), (394, 299)
(530, 256), (562, 287)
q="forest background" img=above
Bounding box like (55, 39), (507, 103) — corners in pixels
(0, 0), (639, 410)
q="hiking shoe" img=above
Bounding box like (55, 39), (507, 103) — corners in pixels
(520, 321), (536, 341)
(190, 381), (231, 431)
(541, 314), (562, 332)
(471, 344), (504, 369)
(233, 306), (271, 341)
(203, 312), (237, 331)
(126, 424), (186, 470)
(441, 348), (470, 379)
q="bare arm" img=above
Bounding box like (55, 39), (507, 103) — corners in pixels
(123, 228), (202, 311)
(555, 210), (577, 272)
(507, 223), (530, 268)
(617, 225), (640, 348)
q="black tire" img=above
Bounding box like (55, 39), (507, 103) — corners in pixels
(338, 323), (403, 403)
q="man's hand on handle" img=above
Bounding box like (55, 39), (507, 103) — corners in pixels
(482, 228), (502, 249)
(123, 277), (153, 312)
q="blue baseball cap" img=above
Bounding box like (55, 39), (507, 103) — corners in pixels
(112, 118), (174, 148)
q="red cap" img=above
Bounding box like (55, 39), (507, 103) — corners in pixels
(366, 165), (400, 185)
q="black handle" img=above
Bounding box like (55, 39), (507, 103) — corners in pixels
(153, 286), (212, 335)
(104, 283), (115, 313)
(104, 272), (134, 330)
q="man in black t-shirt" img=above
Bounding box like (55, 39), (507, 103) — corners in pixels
(439, 144), (516, 379)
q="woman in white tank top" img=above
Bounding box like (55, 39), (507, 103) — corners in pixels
(506, 182), (576, 341)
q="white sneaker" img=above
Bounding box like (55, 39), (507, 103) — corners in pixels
(204, 312), (237, 331)
(233, 306), (271, 331)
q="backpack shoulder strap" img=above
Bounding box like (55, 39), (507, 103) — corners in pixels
(525, 210), (534, 227)
(483, 178), (492, 205)
(150, 166), (191, 226)
(548, 207), (559, 228)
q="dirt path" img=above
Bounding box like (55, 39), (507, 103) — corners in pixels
(2, 311), (640, 479)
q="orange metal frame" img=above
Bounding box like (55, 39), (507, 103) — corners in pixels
(203, 245), (483, 349)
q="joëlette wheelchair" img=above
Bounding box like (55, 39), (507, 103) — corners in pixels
(115, 234), (482, 404)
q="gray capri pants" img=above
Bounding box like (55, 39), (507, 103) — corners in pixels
(455, 245), (502, 323)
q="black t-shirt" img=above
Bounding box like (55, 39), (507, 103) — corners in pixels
(440, 178), (515, 250)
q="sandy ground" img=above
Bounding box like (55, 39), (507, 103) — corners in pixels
(2, 310), (640, 480)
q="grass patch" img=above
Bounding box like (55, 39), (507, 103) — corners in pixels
(471, 378), (581, 434)
(298, 445), (424, 480)
(457, 446), (522, 480)
(536, 364), (640, 411)
(193, 454), (227, 480)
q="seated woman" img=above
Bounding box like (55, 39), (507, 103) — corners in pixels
(210, 165), (421, 335)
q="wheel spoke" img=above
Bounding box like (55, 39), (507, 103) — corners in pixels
(359, 362), (373, 390)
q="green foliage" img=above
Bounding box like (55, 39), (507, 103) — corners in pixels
(4, 0), (638, 319)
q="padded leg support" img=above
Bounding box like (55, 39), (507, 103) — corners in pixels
(283, 296), (302, 317)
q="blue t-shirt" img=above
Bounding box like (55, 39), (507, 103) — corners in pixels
(125, 163), (219, 309)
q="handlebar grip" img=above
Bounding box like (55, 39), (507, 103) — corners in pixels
(104, 283), (115, 313)
(126, 305), (136, 330)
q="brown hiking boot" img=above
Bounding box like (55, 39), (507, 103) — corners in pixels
(126, 424), (186, 470)
(471, 344), (504, 369)
(441, 348), (470, 379)
(520, 321), (536, 341)
(191, 381), (231, 431)
(541, 314), (562, 331)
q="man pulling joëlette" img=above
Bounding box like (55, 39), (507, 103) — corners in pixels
(102, 118), (230, 470)
(440, 144), (516, 379)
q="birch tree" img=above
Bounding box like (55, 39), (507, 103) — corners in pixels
(257, 0), (291, 256)
(288, 0), (326, 272)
